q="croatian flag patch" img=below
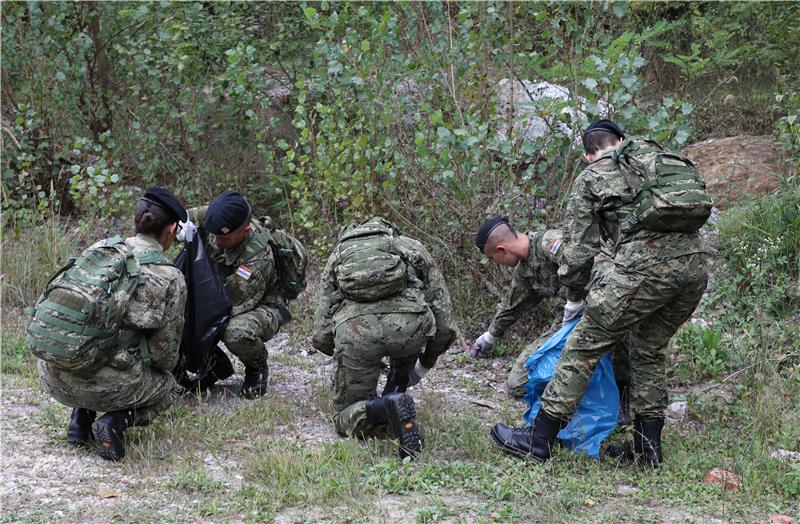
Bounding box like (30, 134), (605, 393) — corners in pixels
(236, 265), (253, 280)
(548, 238), (562, 255)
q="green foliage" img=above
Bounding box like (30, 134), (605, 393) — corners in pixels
(715, 179), (800, 323)
(3, 1), (798, 328)
(675, 323), (727, 380)
(775, 89), (800, 163)
(0, 214), (92, 310)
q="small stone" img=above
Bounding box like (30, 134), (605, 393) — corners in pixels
(616, 485), (640, 496)
(666, 401), (689, 420)
(768, 449), (800, 463)
(97, 486), (119, 498)
(702, 468), (741, 490)
(769, 515), (793, 524)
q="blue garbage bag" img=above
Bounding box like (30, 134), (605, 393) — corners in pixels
(522, 317), (618, 458)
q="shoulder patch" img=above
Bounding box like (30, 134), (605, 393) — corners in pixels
(236, 265), (253, 280)
(547, 238), (562, 255)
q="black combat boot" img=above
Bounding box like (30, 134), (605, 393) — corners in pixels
(365, 396), (388, 425)
(606, 417), (664, 467)
(382, 392), (423, 459)
(633, 417), (664, 468)
(617, 382), (632, 426)
(66, 408), (96, 446)
(241, 356), (269, 399)
(490, 409), (565, 463)
(382, 368), (409, 396)
(182, 345), (235, 394)
(91, 410), (134, 461)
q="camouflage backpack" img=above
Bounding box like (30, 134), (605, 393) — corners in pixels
(334, 218), (409, 302)
(615, 137), (713, 233)
(257, 217), (308, 300)
(25, 237), (164, 375)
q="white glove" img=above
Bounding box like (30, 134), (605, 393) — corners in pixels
(562, 299), (586, 325)
(472, 331), (495, 358)
(408, 359), (430, 387)
(176, 220), (197, 243)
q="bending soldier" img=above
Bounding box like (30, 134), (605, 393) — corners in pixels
(184, 192), (292, 399)
(312, 217), (456, 459)
(474, 218), (631, 423)
(491, 120), (709, 467)
(34, 188), (188, 461)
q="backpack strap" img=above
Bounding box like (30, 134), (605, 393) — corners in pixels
(136, 251), (169, 265)
(118, 330), (152, 365)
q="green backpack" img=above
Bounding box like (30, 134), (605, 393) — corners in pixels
(334, 218), (408, 302)
(615, 137), (714, 233)
(258, 217), (308, 300)
(25, 237), (163, 375)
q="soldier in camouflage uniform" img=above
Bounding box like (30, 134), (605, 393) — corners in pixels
(473, 219), (631, 409)
(38, 188), (188, 461)
(491, 120), (708, 467)
(312, 217), (456, 459)
(185, 192), (291, 399)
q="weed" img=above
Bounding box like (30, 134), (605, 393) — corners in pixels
(0, 335), (36, 377)
(674, 323), (727, 380)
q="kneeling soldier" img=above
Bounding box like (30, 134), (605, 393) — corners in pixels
(312, 217), (456, 459)
(32, 188), (188, 461)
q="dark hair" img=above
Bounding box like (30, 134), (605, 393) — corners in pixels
(581, 129), (621, 155)
(134, 198), (176, 236)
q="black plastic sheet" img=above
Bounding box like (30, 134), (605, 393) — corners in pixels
(174, 233), (231, 373)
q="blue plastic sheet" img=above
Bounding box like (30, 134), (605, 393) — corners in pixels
(522, 318), (618, 458)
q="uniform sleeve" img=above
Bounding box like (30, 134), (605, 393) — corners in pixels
(311, 252), (340, 356)
(187, 206), (208, 230)
(558, 171), (600, 298)
(226, 252), (278, 315)
(415, 248), (456, 369)
(145, 275), (187, 372)
(488, 269), (547, 339)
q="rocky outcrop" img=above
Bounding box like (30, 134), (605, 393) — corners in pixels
(682, 136), (787, 209)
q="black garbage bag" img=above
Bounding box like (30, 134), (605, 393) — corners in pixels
(174, 230), (231, 373)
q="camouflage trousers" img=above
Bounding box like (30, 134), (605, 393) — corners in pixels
(541, 252), (708, 420)
(39, 358), (181, 426)
(505, 319), (632, 399)
(221, 305), (281, 368)
(331, 310), (434, 438)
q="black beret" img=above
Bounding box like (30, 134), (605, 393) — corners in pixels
(475, 216), (510, 253)
(141, 187), (187, 222)
(584, 119), (625, 139)
(205, 191), (251, 234)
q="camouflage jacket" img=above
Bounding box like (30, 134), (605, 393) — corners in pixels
(558, 145), (708, 293)
(312, 224), (456, 368)
(188, 207), (281, 316)
(40, 234), (187, 379)
(488, 230), (566, 339)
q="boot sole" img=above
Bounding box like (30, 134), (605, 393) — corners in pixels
(384, 393), (423, 459)
(91, 420), (125, 461)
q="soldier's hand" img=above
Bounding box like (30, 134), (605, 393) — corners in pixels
(471, 331), (495, 358)
(562, 299), (586, 326)
(408, 359), (430, 387)
(176, 219), (197, 243)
